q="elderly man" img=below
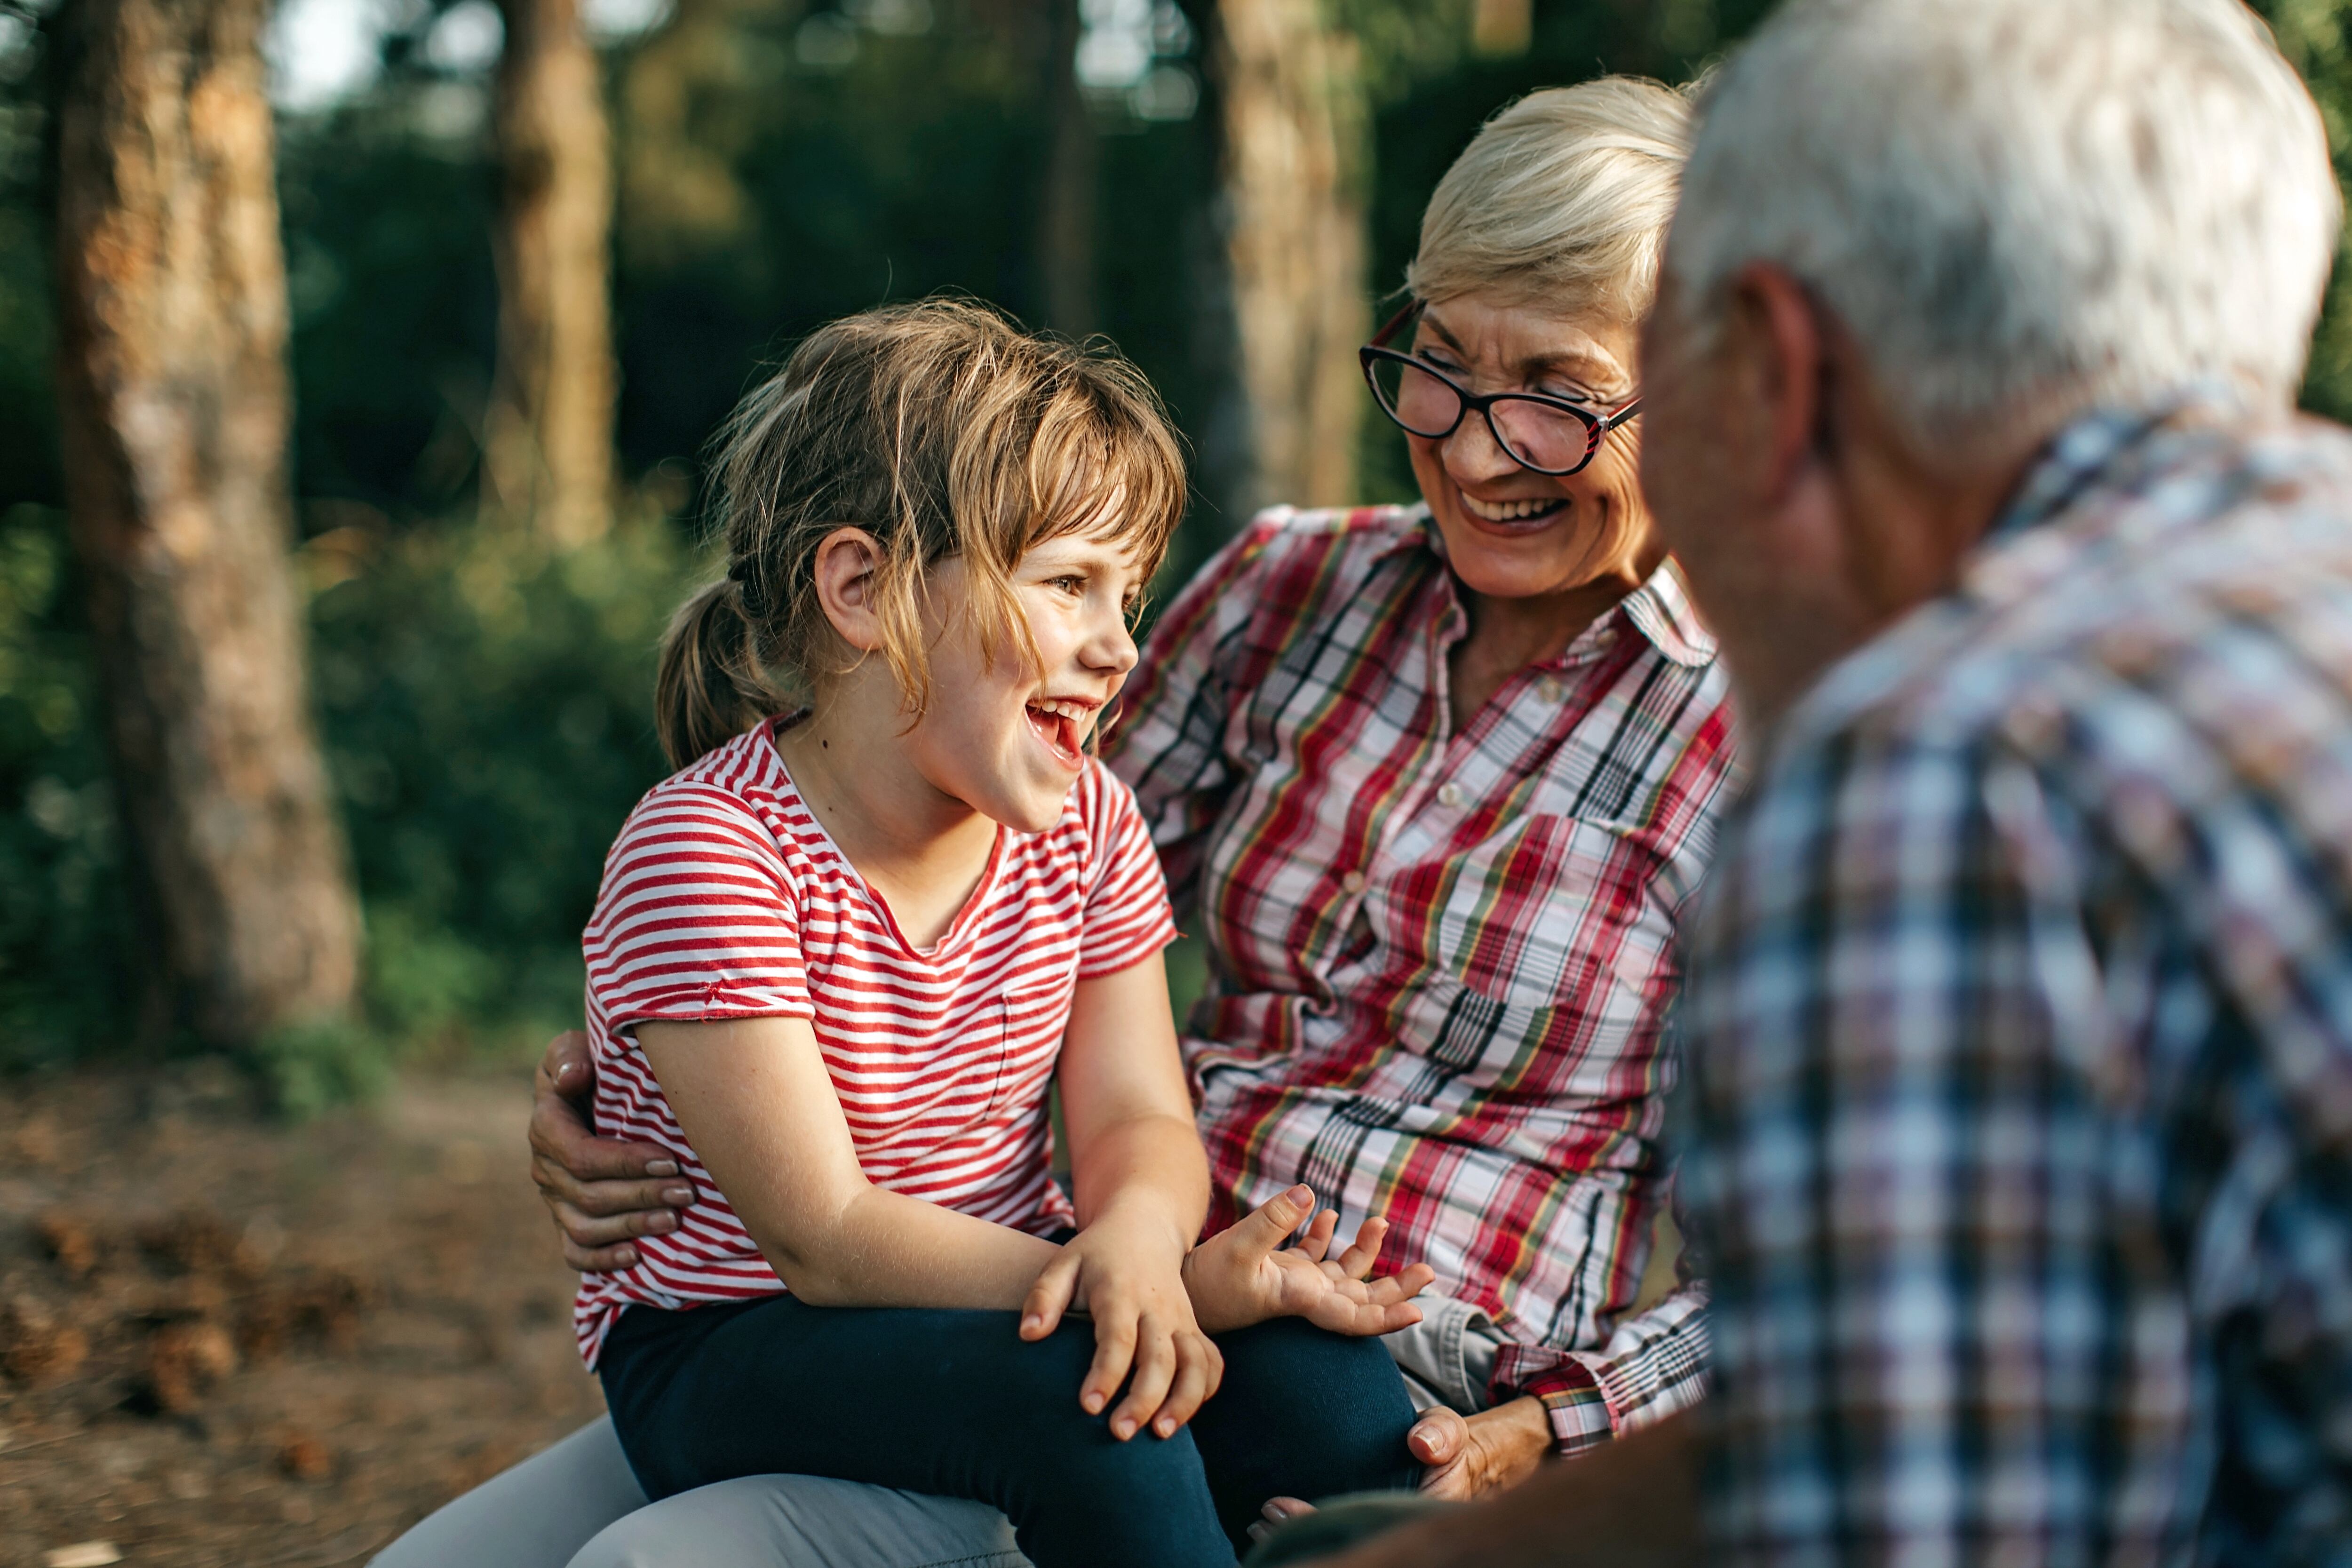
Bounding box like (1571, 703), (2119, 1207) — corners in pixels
(1279, 0), (2352, 1563)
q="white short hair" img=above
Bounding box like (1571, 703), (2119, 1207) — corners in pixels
(1409, 77), (1693, 323)
(1665, 0), (2341, 449)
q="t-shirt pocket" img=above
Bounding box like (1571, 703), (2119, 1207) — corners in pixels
(992, 981), (1074, 1120)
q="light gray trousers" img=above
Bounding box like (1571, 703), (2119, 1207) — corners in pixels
(368, 1301), (1501, 1568)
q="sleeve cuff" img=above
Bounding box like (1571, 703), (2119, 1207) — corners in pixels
(1529, 1362), (1615, 1457)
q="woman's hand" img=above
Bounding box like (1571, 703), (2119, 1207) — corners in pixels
(1020, 1205), (1224, 1442)
(1182, 1186), (1438, 1336)
(528, 1030), (695, 1270)
(1405, 1397), (1552, 1500)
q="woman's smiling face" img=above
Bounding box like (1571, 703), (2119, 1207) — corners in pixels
(1402, 291), (1663, 606)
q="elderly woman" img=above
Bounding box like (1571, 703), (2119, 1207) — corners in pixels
(376, 75), (1731, 1568)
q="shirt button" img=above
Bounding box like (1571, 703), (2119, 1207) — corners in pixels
(1436, 782), (1465, 809)
(1341, 870), (1368, 894)
(1535, 676), (1563, 703)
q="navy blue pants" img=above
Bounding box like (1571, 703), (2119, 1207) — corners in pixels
(598, 1295), (1421, 1568)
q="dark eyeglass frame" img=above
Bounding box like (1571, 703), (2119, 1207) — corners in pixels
(1357, 300), (1642, 478)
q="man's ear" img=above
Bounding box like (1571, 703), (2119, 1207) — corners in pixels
(808, 527), (888, 653)
(1722, 261), (1832, 507)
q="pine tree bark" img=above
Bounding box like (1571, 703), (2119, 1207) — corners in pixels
(1214, 0), (1369, 513)
(1037, 0), (1097, 337)
(49, 0), (361, 1049)
(485, 0), (616, 546)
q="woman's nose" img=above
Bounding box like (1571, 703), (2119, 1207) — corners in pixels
(1440, 409), (1524, 483)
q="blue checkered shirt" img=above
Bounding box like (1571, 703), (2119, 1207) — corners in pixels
(1678, 398), (2352, 1566)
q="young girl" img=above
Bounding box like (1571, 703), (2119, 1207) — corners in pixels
(576, 301), (1431, 1568)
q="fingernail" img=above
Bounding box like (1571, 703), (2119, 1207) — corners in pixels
(1022, 1315), (1041, 1334)
(1083, 1394), (1104, 1413)
(663, 1186), (692, 1204)
(617, 1246), (637, 1266)
(649, 1211), (678, 1234)
(647, 1160), (680, 1177)
(1113, 1420), (1134, 1440)
(1285, 1184), (1312, 1207)
(1263, 1501), (1291, 1521)
(1155, 1418), (1174, 1437)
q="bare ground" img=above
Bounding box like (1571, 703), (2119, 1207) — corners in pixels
(0, 1062), (604, 1568)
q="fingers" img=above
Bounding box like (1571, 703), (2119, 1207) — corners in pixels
(1357, 1262), (1437, 1306)
(546, 1193), (680, 1249)
(1408, 1406), (1470, 1469)
(1146, 1331), (1223, 1437)
(1080, 1310), (1139, 1418)
(1222, 1184), (1316, 1262)
(1020, 1251), (1082, 1342)
(1332, 1216), (1388, 1280)
(1295, 1208), (1340, 1264)
(561, 1236), (641, 1272)
(530, 1148), (694, 1218)
(538, 1029), (596, 1098)
(1107, 1320), (1177, 1441)
(526, 1093), (683, 1184)
(1304, 1292), (1423, 1337)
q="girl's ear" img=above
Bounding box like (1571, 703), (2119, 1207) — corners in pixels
(809, 526), (888, 653)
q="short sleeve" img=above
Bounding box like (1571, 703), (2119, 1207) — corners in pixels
(582, 782), (817, 1029)
(1073, 762), (1180, 981)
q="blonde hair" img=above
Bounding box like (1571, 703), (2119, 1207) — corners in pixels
(1407, 77), (1693, 322)
(656, 299), (1188, 768)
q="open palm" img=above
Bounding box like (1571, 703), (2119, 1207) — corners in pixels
(1183, 1185), (1437, 1336)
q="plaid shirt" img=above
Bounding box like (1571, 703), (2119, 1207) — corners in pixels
(1109, 504), (1736, 1453)
(1680, 399), (2352, 1564)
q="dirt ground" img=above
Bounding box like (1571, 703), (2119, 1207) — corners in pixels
(0, 1061), (604, 1568)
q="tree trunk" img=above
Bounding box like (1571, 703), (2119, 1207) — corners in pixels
(1214, 0), (1369, 514)
(49, 0), (361, 1050)
(1037, 0), (1097, 338)
(485, 0), (616, 546)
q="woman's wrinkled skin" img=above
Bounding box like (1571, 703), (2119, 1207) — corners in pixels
(1404, 292), (1664, 731)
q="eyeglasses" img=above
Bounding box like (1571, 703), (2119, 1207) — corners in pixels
(1357, 301), (1642, 478)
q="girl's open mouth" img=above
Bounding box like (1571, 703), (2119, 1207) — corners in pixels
(1025, 700), (1090, 765)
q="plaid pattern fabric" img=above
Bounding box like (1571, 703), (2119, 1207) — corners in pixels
(1679, 400), (2352, 1564)
(1110, 504), (1737, 1451)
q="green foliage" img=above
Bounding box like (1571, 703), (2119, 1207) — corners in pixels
(310, 509), (703, 1058)
(0, 504), (127, 1069)
(246, 1014), (395, 1120)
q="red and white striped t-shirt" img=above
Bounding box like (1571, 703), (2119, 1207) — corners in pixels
(572, 719), (1178, 1366)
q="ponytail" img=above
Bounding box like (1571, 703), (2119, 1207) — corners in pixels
(654, 578), (783, 768)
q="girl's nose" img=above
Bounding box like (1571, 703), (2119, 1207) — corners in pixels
(1084, 610), (1139, 677)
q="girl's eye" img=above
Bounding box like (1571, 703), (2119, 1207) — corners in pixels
(1050, 575), (1087, 596)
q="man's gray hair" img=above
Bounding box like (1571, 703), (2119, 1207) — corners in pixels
(1665, 0), (2342, 451)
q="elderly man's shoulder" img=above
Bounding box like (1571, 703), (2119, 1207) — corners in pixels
(1797, 410), (2352, 807)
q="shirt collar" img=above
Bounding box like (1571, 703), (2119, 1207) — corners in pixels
(1986, 383), (2251, 546)
(1403, 501), (1717, 670)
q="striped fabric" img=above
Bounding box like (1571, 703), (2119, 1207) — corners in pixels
(1110, 504), (1737, 1452)
(573, 721), (1177, 1366)
(1679, 398), (2352, 1562)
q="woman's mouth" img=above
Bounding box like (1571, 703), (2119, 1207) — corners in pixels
(1456, 487), (1569, 533)
(1025, 699), (1093, 766)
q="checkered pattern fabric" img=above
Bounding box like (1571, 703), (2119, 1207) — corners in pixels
(1111, 504), (1736, 1451)
(1679, 399), (2352, 1563)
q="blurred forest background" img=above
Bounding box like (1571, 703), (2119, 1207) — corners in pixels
(6, 0), (2352, 1105)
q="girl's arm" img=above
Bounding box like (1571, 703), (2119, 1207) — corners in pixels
(1021, 954), (1221, 1440)
(640, 1017), (1060, 1307)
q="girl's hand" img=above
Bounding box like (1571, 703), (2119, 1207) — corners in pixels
(1183, 1185), (1437, 1336)
(1019, 1208), (1225, 1442)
